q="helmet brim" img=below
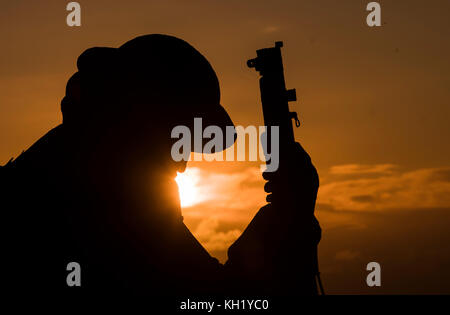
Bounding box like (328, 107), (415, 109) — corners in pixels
(186, 103), (236, 153)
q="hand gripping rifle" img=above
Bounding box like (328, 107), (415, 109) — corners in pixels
(247, 41), (324, 295)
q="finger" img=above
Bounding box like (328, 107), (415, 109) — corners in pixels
(262, 170), (277, 181)
(264, 181), (273, 193)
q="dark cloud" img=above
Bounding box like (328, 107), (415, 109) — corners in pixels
(351, 194), (376, 203)
(319, 166), (450, 211)
(318, 208), (450, 294)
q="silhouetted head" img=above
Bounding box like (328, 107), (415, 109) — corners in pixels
(59, 35), (239, 224)
(61, 34), (235, 174)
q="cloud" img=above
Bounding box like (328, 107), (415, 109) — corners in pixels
(334, 249), (360, 261)
(262, 25), (280, 33)
(181, 164), (450, 228)
(318, 166), (450, 211)
(180, 166), (266, 261)
(319, 208), (450, 294)
(194, 218), (241, 252)
(181, 164), (450, 270)
(329, 164), (397, 176)
(181, 166), (266, 213)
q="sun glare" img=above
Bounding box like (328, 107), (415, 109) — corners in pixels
(175, 170), (199, 208)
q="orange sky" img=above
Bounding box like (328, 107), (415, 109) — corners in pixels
(1, 0), (450, 294)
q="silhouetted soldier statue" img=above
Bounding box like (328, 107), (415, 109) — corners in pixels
(0, 35), (321, 299)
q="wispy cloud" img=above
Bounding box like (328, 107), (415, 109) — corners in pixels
(180, 166), (266, 262)
(319, 166), (450, 211)
(181, 166), (266, 212)
(329, 164), (397, 176)
(180, 164), (450, 264)
(262, 25), (280, 33)
(194, 218), (241, 252)
(334, 249), (360, 261)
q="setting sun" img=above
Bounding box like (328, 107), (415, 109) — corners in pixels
(175, 170), (200, 207)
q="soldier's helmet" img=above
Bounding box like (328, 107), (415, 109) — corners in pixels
(61, 34), (235, 152)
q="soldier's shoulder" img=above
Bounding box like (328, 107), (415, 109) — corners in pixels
(4, 124), (65, 169)
(0, 157), (18, 178)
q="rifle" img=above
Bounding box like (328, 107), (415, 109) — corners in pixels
(247, 41), (325, 295)
(247, 41), (300, 156)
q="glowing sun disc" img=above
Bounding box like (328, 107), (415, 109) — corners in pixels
(175, 171), (199, 207)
